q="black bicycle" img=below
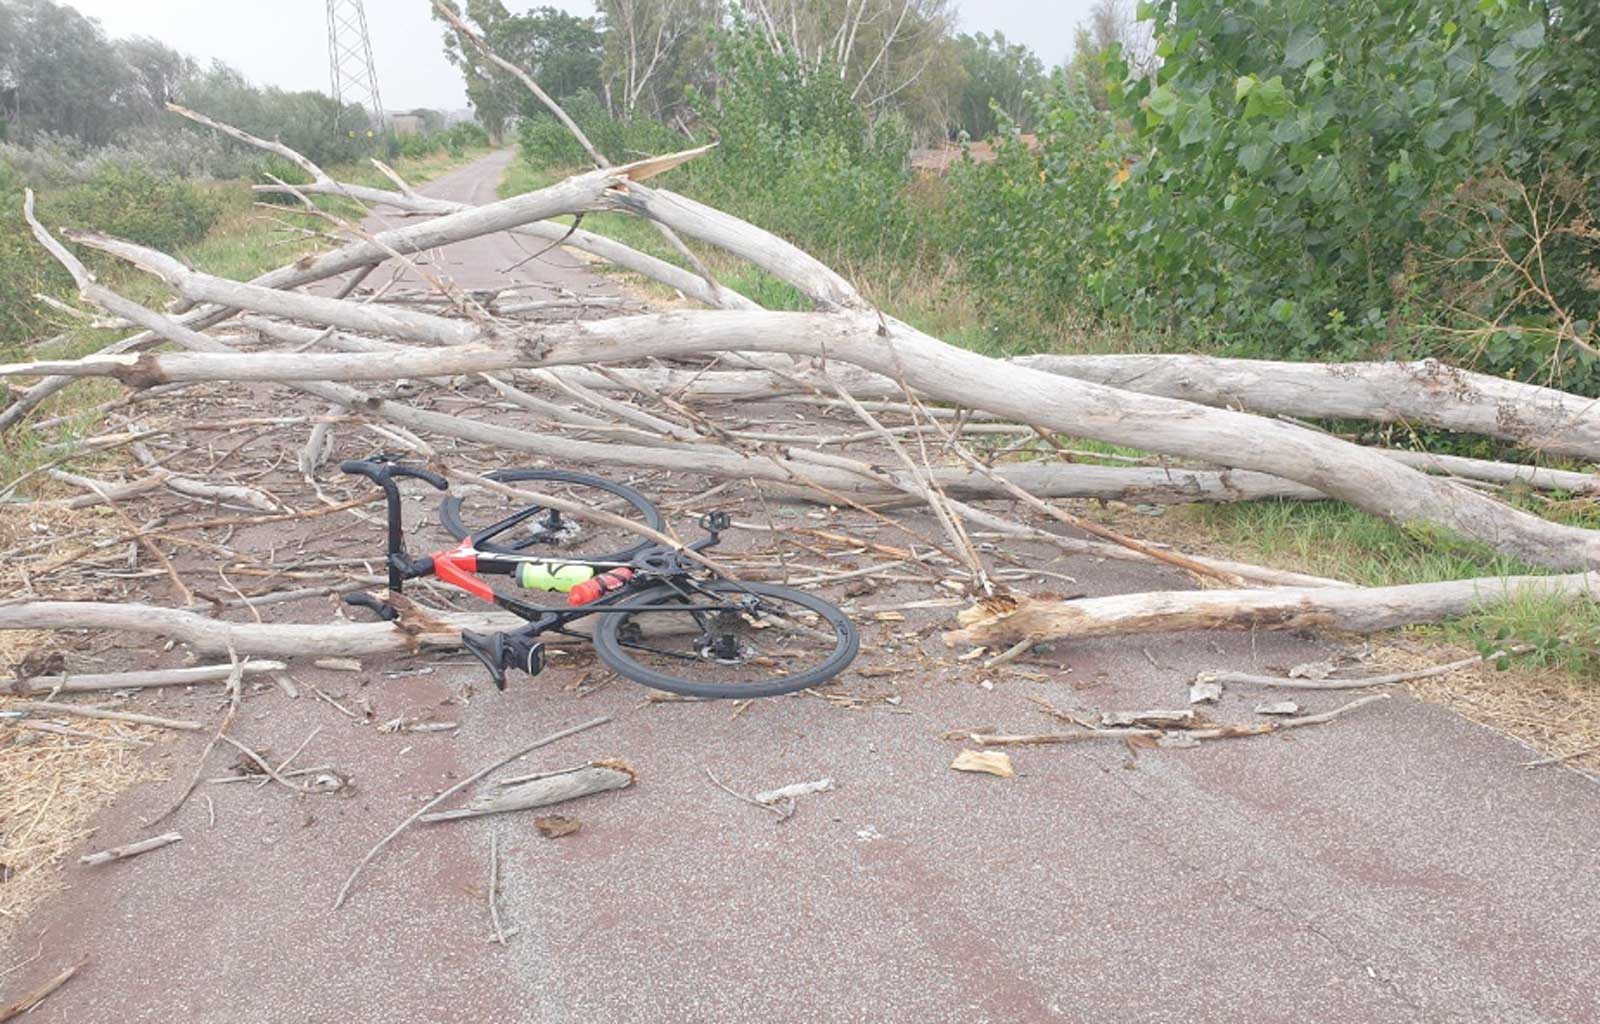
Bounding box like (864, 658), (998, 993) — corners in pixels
(339, 458), (858, 699)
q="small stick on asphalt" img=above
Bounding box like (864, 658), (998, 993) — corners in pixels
(259, 725), (322, 789)
(0, 955), (88, 1022)
(0, 661), (286, 694)
(1198, 650), (1512, 690)
(79, 833), (182, 867)
(982, 636), (1036, 671)
(10, 700), (203, 732)
(334, 715), (611, 909)
(207, 764), (335, 785)
(216, 735), (321, 795)
(148, 650), (245, 826)
(968, 694), (1391, 746)
(488, 833), (508, 946)
(702, 765), (792, 821)
(1520, 742), (1600, 769)
(312, 686), (361, 720)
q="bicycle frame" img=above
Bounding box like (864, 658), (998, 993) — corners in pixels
(339, 458), (739, 688)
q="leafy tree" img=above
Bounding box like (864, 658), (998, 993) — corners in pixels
(176, 62), (371, 166)
(117, 36), (197, 117)
(436, 1), (604, 140)
(1105, 0), (1576, 357)
(951, 30), (1045, 139)
(1064, 0), (1153, 110)
(0, 0), (142, 146)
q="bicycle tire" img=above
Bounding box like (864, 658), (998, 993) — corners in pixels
(593, 581), (859, 699)
(439, 468), (663, 561)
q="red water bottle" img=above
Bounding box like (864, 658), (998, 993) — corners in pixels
(567, 567), (634, 606)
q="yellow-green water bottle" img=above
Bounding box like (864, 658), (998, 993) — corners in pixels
(517, 561), (595, 593)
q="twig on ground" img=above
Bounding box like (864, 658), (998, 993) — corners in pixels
(333, 715), (610, 909)
(966, 694), (1391, 746)
(488, 833), (508, 946)
(79, 833), (182, 867)
(9, 700), (202, 732)
(703, 765), (793, 821)
(1198, 650), (1513, 690)
(0, 956), (88, 1022)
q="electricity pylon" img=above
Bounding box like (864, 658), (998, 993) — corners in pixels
(326, 0), (385, 133)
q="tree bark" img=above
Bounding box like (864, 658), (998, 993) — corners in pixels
(1018, 354), (1600, 461)
(943, 572), (1600, 647)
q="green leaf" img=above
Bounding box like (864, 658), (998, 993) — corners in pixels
(1511, 21), (1545, 50)
(1147, 84), (1179, 120)
(1234, 75), (1257, 102)
(1243, 76), (1293, 120)
(1270, 298), (1296, 322)
(1238, 142), (1271, 173)
(1177, 102), (1214, 147)
(1308, 158), (1341, 196)
(1284, 27), (1326, 69)
(1486, 42), (1518, 69)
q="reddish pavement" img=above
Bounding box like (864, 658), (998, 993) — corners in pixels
(5, 151), (1598, 1024)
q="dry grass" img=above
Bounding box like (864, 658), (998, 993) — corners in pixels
(1391, 640), (1600, 775)
(0, 497), (174, 942)
(0, 710), (167, 941)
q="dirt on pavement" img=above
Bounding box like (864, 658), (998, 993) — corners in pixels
(4, 150), (1599, 1024)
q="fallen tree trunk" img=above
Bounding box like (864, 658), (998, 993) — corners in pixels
(1017, 354), (1600, 462)
(943, 572), (1600, 647)
(16, 271), (1599, 570)
(18, 113), (1600, 575)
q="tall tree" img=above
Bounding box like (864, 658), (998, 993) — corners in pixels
(596, 0), (719, 119)
(436, 1), (604, 140)
(117, 36), (196, 119)
(951, 30), (1045, 139)
(1065, 0), (1155, 110)
(0, 0), (142, 146)
(739, 0), (961, 140)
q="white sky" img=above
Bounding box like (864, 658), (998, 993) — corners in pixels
(61, 0), (1095, 111)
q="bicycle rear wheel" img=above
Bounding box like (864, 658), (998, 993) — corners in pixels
(593, 581), (859, 699)
(439, 468), (663, 562)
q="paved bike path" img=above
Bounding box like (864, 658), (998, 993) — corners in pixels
(6, 150), (1599, 1024)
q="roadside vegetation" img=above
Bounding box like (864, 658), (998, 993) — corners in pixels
(489, 0), (1598, 676)
(0, 0), (490, 482)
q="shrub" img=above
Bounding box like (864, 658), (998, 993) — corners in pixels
(45, 162), (222, 252)
(0, 160), (70, 353)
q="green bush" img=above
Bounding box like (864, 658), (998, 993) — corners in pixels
(0, 160), (223, 352)
(678, 20), (921, 268)
(941, 1), (1600, 389)
(517, 90), (679, 168)
(46, 162), (221, 252)
(0, 161), (70, 353)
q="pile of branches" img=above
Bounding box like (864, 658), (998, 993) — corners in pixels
(2, 9), (1598, 669)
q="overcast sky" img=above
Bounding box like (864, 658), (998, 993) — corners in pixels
(63, 0), (1096, 111)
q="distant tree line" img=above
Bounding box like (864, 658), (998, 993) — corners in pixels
(0, 0), (377, 164)
(434, 0), (1075, 145)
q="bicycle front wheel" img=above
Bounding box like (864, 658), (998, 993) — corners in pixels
(439, 468), (663, 562)
(593, 581), (859, 699)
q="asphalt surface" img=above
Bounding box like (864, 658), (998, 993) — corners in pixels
(6, 151), (1599, 1024)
